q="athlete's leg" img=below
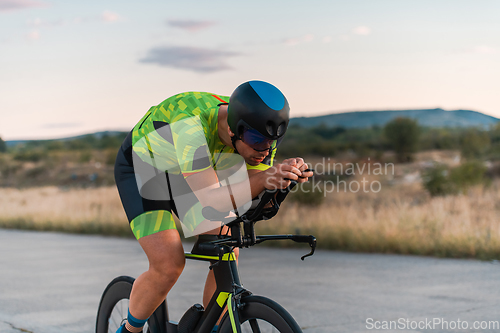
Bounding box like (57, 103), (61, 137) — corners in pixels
(114, 131), (185, 332)
(126, 229), (185, 331)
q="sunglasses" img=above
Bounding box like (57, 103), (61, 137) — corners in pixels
(240, 127), (282, 152)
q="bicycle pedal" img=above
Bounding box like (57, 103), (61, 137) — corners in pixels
(177, 303), (204, 333)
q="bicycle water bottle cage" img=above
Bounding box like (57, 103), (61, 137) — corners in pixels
(177, 304), (204, 333)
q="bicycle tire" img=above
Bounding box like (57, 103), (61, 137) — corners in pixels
(95, 276), (165, 333)
(218, 295), (302, 333)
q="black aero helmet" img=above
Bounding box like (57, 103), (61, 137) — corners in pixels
(227, 81), (290, 147)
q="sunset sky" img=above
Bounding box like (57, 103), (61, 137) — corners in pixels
(1, 0), (499, 140)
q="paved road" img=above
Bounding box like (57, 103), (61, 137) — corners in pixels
(1, 230), (500, 333)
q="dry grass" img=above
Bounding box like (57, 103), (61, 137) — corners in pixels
(0, 186), (130, 236)
(258, 178), (500, 259)
(1, 179), (500, 259)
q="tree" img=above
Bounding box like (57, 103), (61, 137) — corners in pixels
(384, 117), (420, 163)
(0, 136), (6, 153)
(459, 129), (490, 160)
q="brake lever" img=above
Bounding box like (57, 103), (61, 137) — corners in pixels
(288, 235), (317, 260)
(300, 236), (317, 261)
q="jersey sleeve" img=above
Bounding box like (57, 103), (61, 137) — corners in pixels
(131, 107), (181, 174)
(170, 114), (213, 178)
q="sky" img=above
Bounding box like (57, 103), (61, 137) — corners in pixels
(1, 0), (499, 140)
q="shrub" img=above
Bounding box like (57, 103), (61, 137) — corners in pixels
(449, 160), (488, 191)
(287, 181), (325, 206)
(13, 150), (44, 162)
(384, 117), (420, 163)
(459, 130), (490, 160)
(79, 150), (92, 163)
(45, 141), (65, 151)
(25, 165), (48, 179)
(422, 164), (456, 196)
(0, 136), (6, 153)
(423, 161), (489, 196)
(105, 149), (118, 166)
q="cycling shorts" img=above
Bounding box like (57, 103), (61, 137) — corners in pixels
(114, 131), (198, 239)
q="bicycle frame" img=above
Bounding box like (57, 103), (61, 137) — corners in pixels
(153, 244), (243, 333)
(155, 229), (316, 333)
(187, 245), (243, 333)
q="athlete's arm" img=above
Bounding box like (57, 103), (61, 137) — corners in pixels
(185, 164), (300, 212)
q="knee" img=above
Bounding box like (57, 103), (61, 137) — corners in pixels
(149, 256), (185, 288)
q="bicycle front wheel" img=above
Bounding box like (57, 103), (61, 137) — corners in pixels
(218, 295), (302, 333)
(95, 276), (164, 333)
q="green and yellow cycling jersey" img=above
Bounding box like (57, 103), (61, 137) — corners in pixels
(131, 91), (275, 176)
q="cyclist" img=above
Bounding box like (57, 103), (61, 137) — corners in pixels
(114, 80), (313, 333)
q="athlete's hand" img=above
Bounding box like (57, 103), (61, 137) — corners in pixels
(262, 163), (300, 190)
(282, 157), (313, 183)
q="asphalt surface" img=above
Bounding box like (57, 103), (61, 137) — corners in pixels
(1, 229), (500, 333)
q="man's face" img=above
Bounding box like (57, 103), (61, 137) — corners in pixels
(235, 139), (270, 166)
(228, 126), (272, 166)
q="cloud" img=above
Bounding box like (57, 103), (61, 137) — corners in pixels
(337, 26), (371, 41)
(42, 122), (82, 129)
(28, 17), (66, 28)
(452, 45), (499, 55)
(139, 46), (240, 73)
(27, 11), (120, 29)
(472, 45), (497, 55)
(322, 36), (332, 44)
(26, 29), (39, 40)
(101, 11), (120, 23)
(0, 0), (46, 12)
(352, 26), (371, 36)
(284, 34), (314, 46)
(167, 19), (216, 32)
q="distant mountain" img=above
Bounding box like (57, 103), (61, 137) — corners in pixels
(5, 131), (127, 147)
(289, 108), (499, 128)
(5, 109), (499, 146)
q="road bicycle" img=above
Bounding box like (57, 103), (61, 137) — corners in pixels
(96, 179), (316, 333)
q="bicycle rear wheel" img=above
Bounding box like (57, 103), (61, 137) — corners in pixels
(95, 276), (165, 333)
(218, 295), (302, 333)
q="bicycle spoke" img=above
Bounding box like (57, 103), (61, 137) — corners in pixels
(109, 315), (119, 333)
(249, 319), (261, 333)
(108, 299), (128, 333)
(120, 299), (129, 320)
(119, 299), (123, 318)
(109, 311), (121, 331)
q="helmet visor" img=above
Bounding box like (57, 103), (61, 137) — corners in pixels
(240, 127), (282, 152)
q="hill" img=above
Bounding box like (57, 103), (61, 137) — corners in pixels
(4, 109), (499, 147)
(5, 131), (126, 148)
(289, 108), (499, 128)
